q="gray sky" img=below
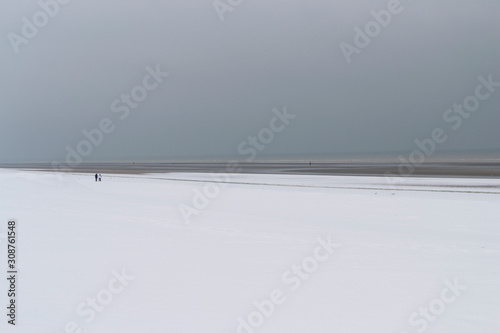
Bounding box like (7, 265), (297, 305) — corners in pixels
(1, 0), (499, 163)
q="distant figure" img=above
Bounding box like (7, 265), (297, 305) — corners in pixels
(309, 161), (311, 166)
(95, 173), (98, 182)
(98, 174), (102, 182)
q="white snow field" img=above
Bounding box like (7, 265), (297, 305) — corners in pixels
(0, 169), (499, 333)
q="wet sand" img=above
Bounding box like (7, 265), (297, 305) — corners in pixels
(1, 162), (500, 178)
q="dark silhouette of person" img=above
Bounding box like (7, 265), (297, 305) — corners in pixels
(95, 173), (98, 182)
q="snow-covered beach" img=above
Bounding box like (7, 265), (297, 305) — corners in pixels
(1, 169), (499, 332)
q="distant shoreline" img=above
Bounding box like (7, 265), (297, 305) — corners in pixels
(1, 162), (500, 178)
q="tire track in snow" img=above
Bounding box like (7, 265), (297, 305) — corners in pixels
(104, 174), (500, 195)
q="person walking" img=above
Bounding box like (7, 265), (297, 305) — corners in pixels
(98, 174), (102, 182)
(95, 173), (98, 182)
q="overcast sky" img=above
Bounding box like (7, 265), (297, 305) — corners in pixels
(1, 0), (499, 163)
